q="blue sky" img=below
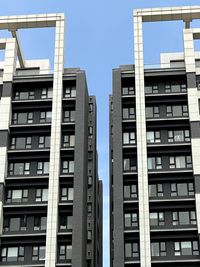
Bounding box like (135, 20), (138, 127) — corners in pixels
(1, 0), (200, 266)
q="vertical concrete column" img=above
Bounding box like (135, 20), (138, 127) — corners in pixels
(183, 29), (200, 236)
(0, 38), (17, 236)
(134, 11), (151, 267)
(45, 16), (65, 267)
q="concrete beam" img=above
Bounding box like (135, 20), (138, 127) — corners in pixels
(10, 30), (25, 68)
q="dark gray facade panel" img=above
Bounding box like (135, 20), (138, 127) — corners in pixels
(187, 72), (196, 88)
(98, 180), (103, 267)
(72, 71), (89, 267)
(0, 131), (9, 147)
(0, 183), (4, 202)
(190, 122), (200, 138)
(195, 175), (200, 194)
(2, 82), (12, 97)
(112, 69), (124, 267)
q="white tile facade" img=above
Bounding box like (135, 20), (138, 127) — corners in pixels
(133, 6), (200, 266)
(183, 28), (200, 236)
(0, 14), (65, 266)
(0, 38), (17, 236)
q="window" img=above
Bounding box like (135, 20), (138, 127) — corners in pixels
(88, 230), (92, 240)
(12, 112), (33, 124)
(41, 88), (53, 99)
(10, 137), (32, 150)
(62, 160), (74, 174)
(171, 183), (194, 197)
(168, 130), (190, 143)
(3, 216), (26, 232)
(122, 107), (135, 120)
(125, 243), (139, 258)
(37, 161), (49, 175)
(39, 111), (52, 123)
(169, 156), (192, 169)
(35, 189), (48, 202)
(88, 204), (92, 215)
(32, 246), (45, 261)
(123, 158), (136, 172)
(172, 211), (196, 226)
(174, 241), (199, 256)
(63, 110), (75, 122)
(59, 215), (73, 230)
(150, 212), (165, 226)
(147, 157), (162, 170)
(58, 245), (72, 260)
(64, 87), (76, 98)
(146, 106), (159, 118)
(6, 189), (28, 203)
(89, 126), (93, 135)
(167, 105), (188, 117)
(151, 242), (166, 257)
(89, 103), (93, 112)
(34, 216), (47, 231)
(147, 131), (161, 143)
(145, 83), (158, 94)
(122, 86), (135, 95)
(124, 184), (137, 199)
(123, 132), (136, 145)
(14, 90), (35, 100)
(63, 135), (75, 147)
(88, 176), (92, 185)
(1, 246), (24, 262)
(60, 188), (73, 201)
(38, 136), (50, 148)
(165, 81), (187, 93)
(124, 213), (138, 227)
(149, 184), (163, 197)
(8, 162), (30, 176)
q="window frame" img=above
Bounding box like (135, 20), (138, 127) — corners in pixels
(170, 182), (194, 197)
(64, 87), (76, 98)
(35, 188), (48, 202)
(58, 245), (72, 260)
(125, 243), (139, 258)
(38, 135), (51, 148)
(39, 111), (52, 123)
(169, 155), (192, 169)
(166, 105), (188, 117)
(1, 246), (24, 262)
(151, 242), (167, 257)
(14, 90), (35, 100)
(146, 106), (159, 118)
(63, 110), (75, 122)
(147, 157), (162, 170)
(60, 187), (73, 201)
(62, 160), (74, 174)
(147, 131), (161, 143)
(122, 86), (135, 96)
(174, 241), (199, 256)
(32, 246), (45, 261)
(41, 88), (53, 99)
(122, 107), (135, 120)
(12, 112), (33, 125)
(124, 184), (137, 199)
(123, 132), (136, 145)
(168, 130), (190, 143)
(172, 211), (196, 226)
(124, 213), (138, 227)
(149, 184), (164, 198)
(37, 161), (49, 175)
